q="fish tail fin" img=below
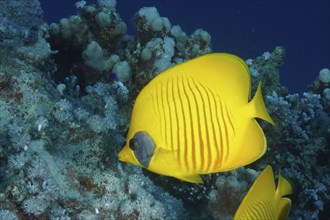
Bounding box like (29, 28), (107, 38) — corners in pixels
(250, 82), (275, 125)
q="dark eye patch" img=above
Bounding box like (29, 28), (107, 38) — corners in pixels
(129, 131), (155, 168)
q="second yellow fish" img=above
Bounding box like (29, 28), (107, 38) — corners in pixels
(119, 53), (274, 183)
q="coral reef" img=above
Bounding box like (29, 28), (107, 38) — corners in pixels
(0, 0), (43, 47)
(244, 51), (330, 219)
(0, 0), (329, 219)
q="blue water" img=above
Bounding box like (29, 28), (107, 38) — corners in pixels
(41, 0), (330, 94)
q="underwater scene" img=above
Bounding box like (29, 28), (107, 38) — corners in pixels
(0, 0), (329, 219)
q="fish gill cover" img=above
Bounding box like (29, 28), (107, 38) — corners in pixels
(0, 0), (329, 219)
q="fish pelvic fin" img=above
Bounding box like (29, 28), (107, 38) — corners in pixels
(177, 174), (203, 183)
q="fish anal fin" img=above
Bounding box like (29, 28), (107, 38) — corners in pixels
(243, 166), (276, 202)
(225, 120), (267, 170)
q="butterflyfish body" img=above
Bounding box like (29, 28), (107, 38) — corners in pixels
(118, 53), (274, 183)
(234, 166), (292, 220)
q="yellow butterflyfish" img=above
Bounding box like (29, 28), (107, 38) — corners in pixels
(234, 166), (292, 220)
(118, 53), (274, 183)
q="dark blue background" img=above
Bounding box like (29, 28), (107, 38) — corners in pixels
(41, 0), (330, 94)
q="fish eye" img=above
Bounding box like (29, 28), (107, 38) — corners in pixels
(129, 138), (138, 151)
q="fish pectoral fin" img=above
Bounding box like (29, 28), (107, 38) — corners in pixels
(177, 174), (203, 183)
(151, 147), (180, 172)
(155, 147), (177, 162)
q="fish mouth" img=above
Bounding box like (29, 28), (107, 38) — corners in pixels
(118, 151), (124, 161)
(118, 155), (124, 161)
(118, 145), (130, 161)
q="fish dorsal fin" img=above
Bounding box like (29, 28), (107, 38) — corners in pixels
(246, 166), (277, 201)
(181, 53), (251, 107)
(277, 173), (293, 197)
(147, 53), (251, 108)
